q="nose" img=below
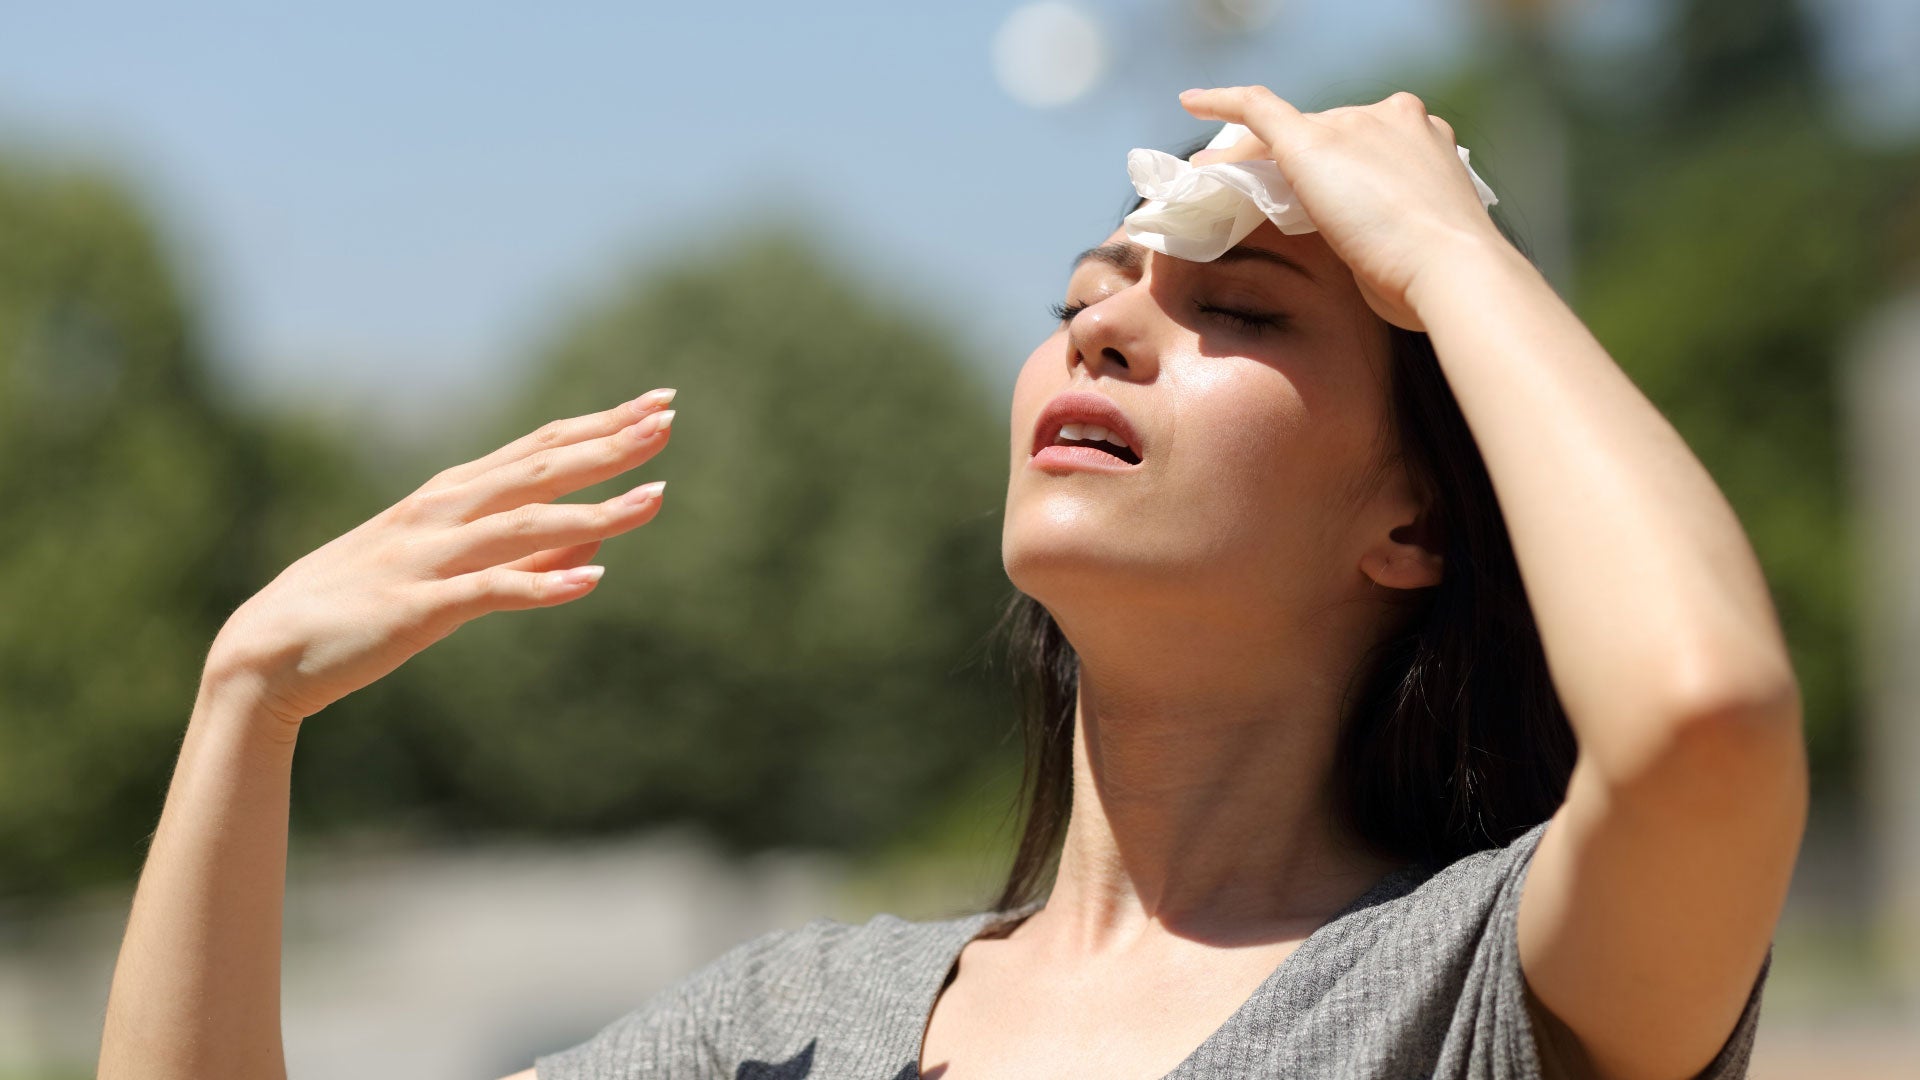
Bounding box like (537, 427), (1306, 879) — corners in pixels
(1065, 286), (1155, 379)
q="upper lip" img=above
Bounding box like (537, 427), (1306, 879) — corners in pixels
(1031, 390), (1144, 462)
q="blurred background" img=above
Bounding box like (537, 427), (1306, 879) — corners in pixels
(2, 0), (1917, 1076)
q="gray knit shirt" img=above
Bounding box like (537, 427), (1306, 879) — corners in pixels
(535, 820), (1769, 1078)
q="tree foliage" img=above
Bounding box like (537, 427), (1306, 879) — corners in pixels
(309, 226), (1020, 852)
(0, 161), (380, 901)
(3, 0), (1915, 902)
(1403, 3), (1920, 795)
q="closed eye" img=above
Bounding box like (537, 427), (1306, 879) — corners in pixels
(1052, 298), (1288, 333)
(1197, 303), (1288, 334)
(1049, 299), (1088, 323)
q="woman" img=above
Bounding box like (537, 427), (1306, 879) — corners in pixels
(99, 87), (1806, 1079)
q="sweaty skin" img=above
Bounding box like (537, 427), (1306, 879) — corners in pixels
(923, 88), (1802, 1080)
(96, 86), (1803, 1080)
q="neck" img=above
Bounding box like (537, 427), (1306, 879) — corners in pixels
(1034, 594), (1403, 954)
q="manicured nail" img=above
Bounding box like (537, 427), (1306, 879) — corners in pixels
(1180, 88), (1204, 97)
(555, 565), (605, 587)
(641, 409), (675, 436)
(623, 480), (666, 505)
(632, 387), (676, 408)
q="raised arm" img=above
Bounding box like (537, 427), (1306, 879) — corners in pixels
(1412, 230), (1803, 1079)
(1178, 86), (1806, 1079)
(98, 667), (301, 1080)
(98, 390), (677, 1080)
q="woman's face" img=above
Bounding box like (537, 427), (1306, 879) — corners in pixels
(1002, 220), (1424, 628)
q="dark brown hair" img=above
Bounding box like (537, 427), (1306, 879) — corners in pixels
(989, 141), (1577, 913)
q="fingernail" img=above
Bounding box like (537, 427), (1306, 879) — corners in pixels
(555, 565), (605, 587)
(623, 480), (666, 505)
(633, 387), (676, 408)
(641, 409), (675, 436)
(1180, 88), (1204, 97)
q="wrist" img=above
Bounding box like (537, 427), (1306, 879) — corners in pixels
(1406, 224), (1540, 324)
(197, 655), (306, 748)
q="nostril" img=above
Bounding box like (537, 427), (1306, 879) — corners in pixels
(1103, 347), (1129, 369)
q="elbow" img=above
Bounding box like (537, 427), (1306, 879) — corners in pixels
(1605, 653), (1810, 820)
(1664, 648), (1804, 740)
(1667, 647), (1805, 747)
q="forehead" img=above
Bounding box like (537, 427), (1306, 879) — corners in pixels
(1078, 221), (1343, 282)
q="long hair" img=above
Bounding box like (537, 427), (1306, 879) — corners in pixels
(989, 139), (1578, 913)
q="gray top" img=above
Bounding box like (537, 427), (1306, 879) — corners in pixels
(535, 820), (1769, 1078)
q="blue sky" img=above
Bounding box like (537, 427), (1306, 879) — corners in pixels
(2, 1), (1913, 435)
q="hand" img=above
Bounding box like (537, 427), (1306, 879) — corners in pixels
(206, 388), (678, 729)
(1178, 86), (1508, 332)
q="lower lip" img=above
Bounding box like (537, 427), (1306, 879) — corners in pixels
(1029, 445), (1142, 473)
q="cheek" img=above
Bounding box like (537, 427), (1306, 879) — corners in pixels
(1170, 362), (1310, 482)
(1007, 339), (1060, 457)
(1166, 357), (1373, 561)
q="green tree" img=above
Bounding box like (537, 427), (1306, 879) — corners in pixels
(1410, 3), (1920, 798)
(1567, 104), (1920, 793)
(0, 158), (381, 902)
(303, 225), (1020, 854)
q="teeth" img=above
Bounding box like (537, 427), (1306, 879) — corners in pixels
(1052, 420), (1135, 454)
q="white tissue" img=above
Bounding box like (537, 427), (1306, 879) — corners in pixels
(1122, 122), (1500, 262)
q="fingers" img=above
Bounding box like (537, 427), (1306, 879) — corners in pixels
(426, 387), (677, 492)
(435, 480), (668, 576)
(421, 484), (668, 620)
(502, 539), (604, 575)
(428, 407), (675, 525)
(432, 561), (612, 621)
(408, 476), (667, 633)
(1384, 89), (1429, 116)
(1179, 86), (1308, 151)
(1179, 86), (1453, 150)
(1189, 134), (1270, 166)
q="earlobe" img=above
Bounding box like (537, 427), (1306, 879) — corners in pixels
(1363, 546), (1444, 591)
(1363, 508), (1445, 591)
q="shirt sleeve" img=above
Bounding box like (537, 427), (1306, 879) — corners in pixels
(533, 927), (791, 1080)
(1464, 821), (1773, 1079)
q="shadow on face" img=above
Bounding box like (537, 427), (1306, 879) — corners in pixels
(1000, 220), (1425, 636)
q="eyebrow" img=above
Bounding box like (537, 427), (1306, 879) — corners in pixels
(1070, 242), (1145, 274)
(1212, 244), (1320, 287)
(1070, 239), (1319, 287)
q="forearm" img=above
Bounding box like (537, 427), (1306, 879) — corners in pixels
(1409, 233), (1800, 780)
(99, 660), (299, 1080)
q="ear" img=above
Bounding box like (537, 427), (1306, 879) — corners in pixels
(1360, 499), (1445, 591)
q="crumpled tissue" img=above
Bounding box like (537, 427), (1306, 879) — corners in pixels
(1122, 122), (1500, 262)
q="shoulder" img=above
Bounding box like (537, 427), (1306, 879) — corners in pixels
(1420, 821), (1554, 891)
(661, 904), (994, 974)
(1311, 821), (1553, 964)
(1317, 820), (1627, 1015)
(1406, 820), (1554, 922)
(1210, 824), (1556, 1077)
(698, 906), (993, 1010)
(1282, 821), (1766, 1079)
(535, 906), (1001, 1080)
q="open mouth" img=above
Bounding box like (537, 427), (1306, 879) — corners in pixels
(1049, 423), (1141, 465)
(1030, 391), (1146, 470)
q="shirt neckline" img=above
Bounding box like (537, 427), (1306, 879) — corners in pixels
(910, 862), (1430, 1080)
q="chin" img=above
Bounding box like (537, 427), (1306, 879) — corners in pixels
(1001, 521), (1187, 613)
